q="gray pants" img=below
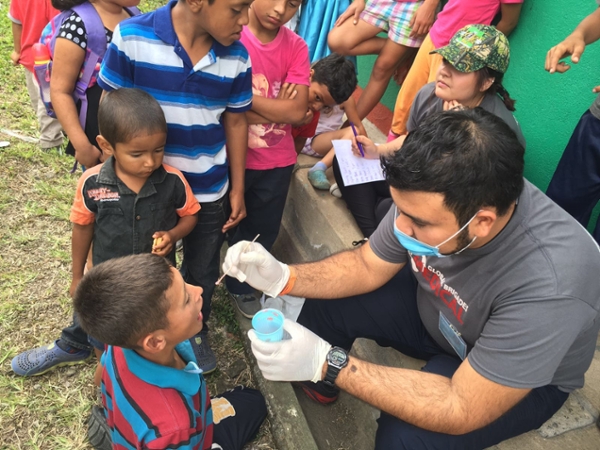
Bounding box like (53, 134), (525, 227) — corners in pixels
(24, 69), (63, 149)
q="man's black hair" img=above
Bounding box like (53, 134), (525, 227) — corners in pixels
(382, 108), (525, 226)
(311, 53), (357, 104)
(73, 254), (174, 349)
(98, 88), (167, 148)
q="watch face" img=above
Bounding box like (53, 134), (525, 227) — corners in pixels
(328, 347), (348, 366)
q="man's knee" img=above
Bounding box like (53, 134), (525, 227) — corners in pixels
(375, 412), (431, 450)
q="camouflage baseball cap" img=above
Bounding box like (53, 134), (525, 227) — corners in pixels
(431, 24), (510, 73)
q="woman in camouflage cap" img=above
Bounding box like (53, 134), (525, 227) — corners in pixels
(333, 24), (525, 237)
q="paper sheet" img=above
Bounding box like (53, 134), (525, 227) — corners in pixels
(333, 139), (385, 187)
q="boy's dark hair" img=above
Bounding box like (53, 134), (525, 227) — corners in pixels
(311, 53), (357, 105)
(98, 88), (167, 148)
(73, 254), (174, 349)
(382, 108), (524, 226)
(51, 0), (87, 10)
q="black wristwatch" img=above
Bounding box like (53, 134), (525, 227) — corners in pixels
(323, 347), (349, 387)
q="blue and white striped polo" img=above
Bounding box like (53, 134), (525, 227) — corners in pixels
(98, 1), (252, 202)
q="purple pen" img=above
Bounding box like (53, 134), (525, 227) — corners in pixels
(350, 121), (365, 157)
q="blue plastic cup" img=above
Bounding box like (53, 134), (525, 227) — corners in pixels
(252, 308), (285, 342)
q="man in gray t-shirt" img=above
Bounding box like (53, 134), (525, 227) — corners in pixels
(546, 2), (600, 244)
(223, 109), (600, 449)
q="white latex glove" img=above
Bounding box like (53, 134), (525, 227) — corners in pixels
(248, 319), (332, 383)
(223, 241), (290, 298)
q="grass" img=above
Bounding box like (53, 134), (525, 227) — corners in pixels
(0, 1), (274, 448)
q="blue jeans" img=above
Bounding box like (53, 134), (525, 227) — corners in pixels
(181, 194), (230, 323)
(547, 109), (600, 243)
(226, 165), (294, 295)
(298, 266), (569, 449)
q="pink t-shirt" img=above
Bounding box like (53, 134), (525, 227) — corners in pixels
(8, 0), (59, 72)
(241, 26), (310, 170)
(429, 0), (524, 48)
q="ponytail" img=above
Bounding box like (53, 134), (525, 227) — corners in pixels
(476, 67), (516, 112)
(494, 83), (516, 112)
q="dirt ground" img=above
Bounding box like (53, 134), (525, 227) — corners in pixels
(0, 2), (275, 448)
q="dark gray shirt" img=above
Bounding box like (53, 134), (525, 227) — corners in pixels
(407, 82), (526, 148)
(370, 181), (600, 392)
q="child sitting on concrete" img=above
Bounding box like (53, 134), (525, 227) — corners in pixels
(291, 53), (361, 191)
(11, 88), (200, 381)
(74, 253), (266, 450)
(328, 0), (437, 120)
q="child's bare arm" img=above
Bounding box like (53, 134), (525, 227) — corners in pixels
(223, 111), (248, 232)
(247, 82), (300, 124)
(335, 0), (365, 27)
(251, 84), (309, 125)
(51, 38), (103, 167)
(71, 223), (94, 297)
(246, 110), (271, 124)
(152, 214), (198, 257)
(409, 0), (439, 38)
(342, 98), (367, 136)
(10, 21), (22, 65)
(294, 137), (307, 155)
(495, 3), (523, 37)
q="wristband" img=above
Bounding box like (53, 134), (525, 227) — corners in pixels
(279, 266), (297, 296)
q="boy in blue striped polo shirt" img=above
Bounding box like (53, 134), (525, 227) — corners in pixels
(98, 0), (254, 372)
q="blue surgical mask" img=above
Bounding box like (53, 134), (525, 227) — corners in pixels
(393, 208), (479, 258)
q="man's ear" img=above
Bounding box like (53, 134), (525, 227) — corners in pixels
(470, 209), (497, 239)
(96, 135), (114, 156)
(309, 68), (314, 82)
(138, 332), (167, 354)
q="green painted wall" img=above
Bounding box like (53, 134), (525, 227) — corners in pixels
(356, 0), (600, 192)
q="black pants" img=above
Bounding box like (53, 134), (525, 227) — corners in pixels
(298, 266), (569, 449)
(546, 109), (600, 244)
(212, 386), (267, 450)
(181, 195), (231, 324)
(226, 165), (295, 295)
(332, 156), (392, 237)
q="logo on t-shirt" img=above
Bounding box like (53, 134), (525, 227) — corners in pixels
(87, 188), (120, 202)
(411, 255), (469, 324)
(248, 73), (287, 149)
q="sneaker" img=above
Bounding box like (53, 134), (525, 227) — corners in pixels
(88, 406), (112, 450)
(308, 169), (330, 190)
(190, 329), (216, 374)
(11, 340), (91, 376)
(329, 183), (342, 198)
(229, 291), (261, 319)
(293, 380), (339, 405)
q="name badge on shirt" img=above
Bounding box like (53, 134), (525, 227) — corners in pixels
(439, 311), (467, 360)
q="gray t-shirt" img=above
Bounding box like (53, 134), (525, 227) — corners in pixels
(407, 82), (527, 148)
(370, 181), (600, 392)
